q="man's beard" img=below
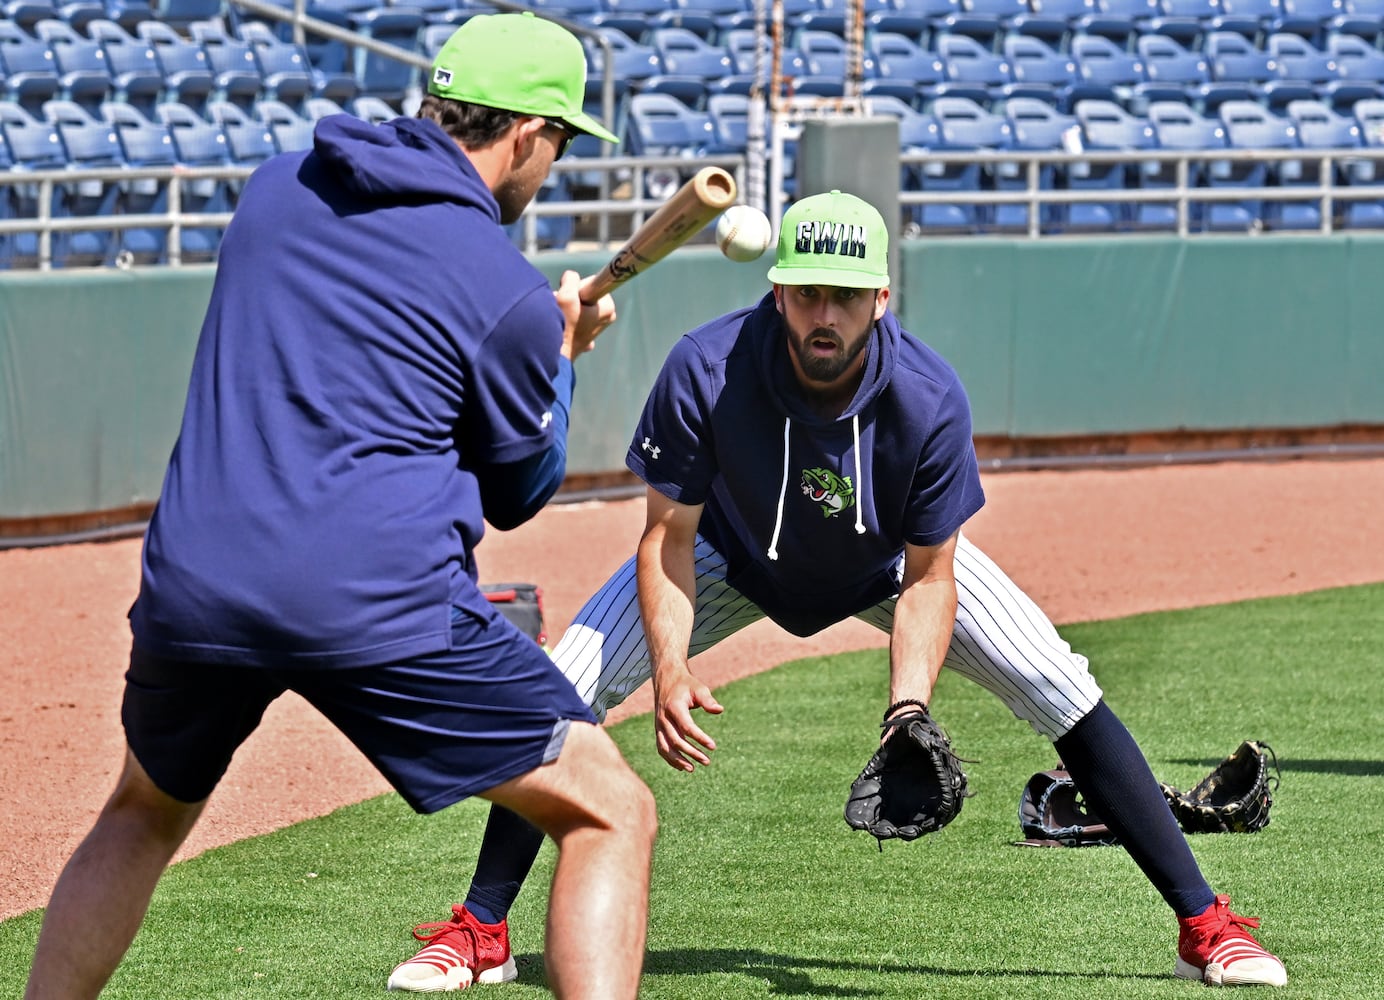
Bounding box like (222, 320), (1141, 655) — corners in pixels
(795, 327), (868, 383)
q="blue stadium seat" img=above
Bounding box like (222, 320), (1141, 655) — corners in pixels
(1211, 0), (1282, 38)
(103, 0), (156, 32)
(867, 0), (958, 44)
(1275, 0), (1343, 40)
(797, 28), (871, 79)
(656, 0), (754, 39)
(1002, 34), (1078, 108)
(136, 18), (215, 114)
(164, 109), (229, 262)
(624, 90), (712, 155)
(1149, 98), (1270, 228)
(422, 20), (453, 57)
(704, 89), (748, 152)
(864, 32), (945, 106)
(1285, 97), (1384, 225)
(86, 18), (163, 119)
(586, 0), (678, 41)
(347, 6), (425, 105)
(585, 26), (664, 83)
(1134, 33), (1218, 110)
(4, 0), (59, 32)
(50, 113), (124, 267)
(999, 94), (1075, 229)
(1069, 32), (1146, 107)
(1140, 0), (1217, 46)
(252, 97), (316, 152)
(202, 99), (274, 204)
(1011, 0), (1098, 45)
(866, 91), (944, 148)
(349, 94), (400, 123)
(1073, 0), (1161, 42)
(189, 19), (266, 112)
(935, 32), (1014, 105)
(0, 103), (68, 268)
(102, 100), (176, 263)
(0, 20), (63, 118)
(1219, 98), (1320, 228)
(1146, 97), (1238, 229)
(922, 95), (1014, 230)
(1203, 29), (1289, 105)
(1325, 33), (1384, 108)
(304, 95), (348, 119)
(650, 26), (734, 79)
(1328, 0), (1384, 38)
(1266, 31), (1358, 106)
(235, 19), (357, 105)
(35, 18), (116, 118)
(1073, 97), (1159, 228)
(935, 0), (1031, 45)
(721, 27), (807, 83)
(152, 0), (221, 31)
(57, 0), (107, 32)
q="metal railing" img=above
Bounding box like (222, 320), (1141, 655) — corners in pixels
(8, 145), (1384, 268)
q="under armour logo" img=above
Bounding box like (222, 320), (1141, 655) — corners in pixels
(642, 437), (661, 459)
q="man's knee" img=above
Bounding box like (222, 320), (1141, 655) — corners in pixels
(491, 723), (657, 844)
(560, 724), (657, 838)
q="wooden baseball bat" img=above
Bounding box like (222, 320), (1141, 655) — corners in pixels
(578, 166), (738, 303)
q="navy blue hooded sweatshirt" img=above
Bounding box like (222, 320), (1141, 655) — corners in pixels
(130, 115), (570, 667)
(627, 292), (985, 637)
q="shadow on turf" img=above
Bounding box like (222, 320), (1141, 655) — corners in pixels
(1172, 756), (1384, 777)
(513, 948), (1166, 994)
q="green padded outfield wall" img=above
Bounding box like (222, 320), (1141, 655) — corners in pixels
(907, 236), (1384, 437)
(4, 237), (1384, 534)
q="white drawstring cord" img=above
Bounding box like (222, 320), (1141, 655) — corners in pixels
(767, 417), (790, 560)
(852, 414), (865, 535)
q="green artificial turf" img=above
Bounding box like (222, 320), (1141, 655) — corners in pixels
(4, 582), (1381, 998)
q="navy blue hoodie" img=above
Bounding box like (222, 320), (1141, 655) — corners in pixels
(130, 115), (567, 667)
(627, 292), (985, 637)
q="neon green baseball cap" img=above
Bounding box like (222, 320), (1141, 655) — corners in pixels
(766, 190), (891, 288)
(427, 12), (618, 144)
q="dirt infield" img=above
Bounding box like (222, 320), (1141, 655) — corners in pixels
(4, 458), (1383, 921)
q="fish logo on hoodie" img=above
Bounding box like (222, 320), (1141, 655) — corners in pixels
(800, 468), (856, 519)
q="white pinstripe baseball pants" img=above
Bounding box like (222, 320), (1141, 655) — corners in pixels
(551, 532), (1102, 740)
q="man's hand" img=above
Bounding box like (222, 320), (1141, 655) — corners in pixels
(653, 666), (723, 772)
(555, 270), (615, 360)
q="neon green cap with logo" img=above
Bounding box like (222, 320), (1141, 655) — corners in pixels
(766, 189), (891, 288)
(427, 12), (618, 144)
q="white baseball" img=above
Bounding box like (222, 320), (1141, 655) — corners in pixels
(715, 204), (773, 263)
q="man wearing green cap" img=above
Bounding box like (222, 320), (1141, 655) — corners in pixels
(23, 13), (653, 1000)
(394, 189), (1285, 991)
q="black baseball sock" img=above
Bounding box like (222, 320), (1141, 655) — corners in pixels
(1053, 700), (1216, 919)
(463, 804), (545, 925)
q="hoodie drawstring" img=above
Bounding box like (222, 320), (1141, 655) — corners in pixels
(851, 414), (865, 535)
(768, 415), (866, 560)
(767, 418), (790, 561)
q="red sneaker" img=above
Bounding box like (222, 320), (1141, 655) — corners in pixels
(1176, 894), (1287, 987)
(387, 905), (519, 992)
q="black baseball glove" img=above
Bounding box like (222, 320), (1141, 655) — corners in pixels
(1015, 766), (1119, 848)
(844, 700), (971, 844)
(1161, 740), (1280, 834)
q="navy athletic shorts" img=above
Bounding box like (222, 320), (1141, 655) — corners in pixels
(122, 607), (597, 813)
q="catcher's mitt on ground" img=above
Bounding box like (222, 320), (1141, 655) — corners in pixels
(1161, 740), (1280, 834)
(844, 700), (971, 845)
(1014, 766), (1119, 848)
